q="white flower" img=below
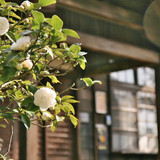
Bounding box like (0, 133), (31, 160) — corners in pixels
(20, 1), (31, 10)
(0, 17), (9, 35)
(11, 36), (31, 51)
(34, 87), (57, 111)
(21, 59), (33, 69)
(41, 111), (53, 121)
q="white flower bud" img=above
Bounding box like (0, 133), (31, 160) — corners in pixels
(24, 18), (30, 23)
(16, 63), (23, 70)
(20, 1), (31, 10)
(41, 111), (53, 121)
(34, 87), (57, 111)
(0, 17), (9, 35)
(11, 36), (31, 51)
(21, 59), (33, 70)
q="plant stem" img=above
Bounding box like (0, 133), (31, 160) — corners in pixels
(4, 124), (13, 157)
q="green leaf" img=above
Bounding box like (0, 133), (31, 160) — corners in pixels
(21, 97), (33, 107)
(69, 114), (78, 127)
(62, 102), (75, 115)
(7, 31), (16, 42)
(56, 115), (65, 122)
(81, 78), (93, 87)
(78, 52), (87, 56)
(6, 52), (18, 65)
(1, 67), (17, 82)
(2, 113), (13, 120)
(32, 10), (45, 24)
(0, 124), (6, 128)
(9, 11), (21, 19)
(25, 110), (35, 117)
(48, 75), (60, 83)
(69, 45), (81, 54)
(62, 29), (80, 39)
(51, 15), (63, 30)
(62, 95), (74, 101)
(51, 125), (56, 132)
(46, 82), (53, 88)
(64, 99), (79, 103)
(15, 90), (23, 100)
(38, 0), (56, 7)
(0, 0), (6, 5)
(93, 80), (102, 85)
(55, 106), (61, 114)
(81, 78), (102, 87)
(78, 59), (86, 70)
(28, 85), (38, 94)
(29, 3), (41, 10)
(44, 46), (53, 59)
(21, 114), (30, 129)
(20, 30), (33, 36)
(27, 102), (39, 112)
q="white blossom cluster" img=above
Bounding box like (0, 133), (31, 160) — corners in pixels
(11, 36), (31, 51)
(41, 112), (53, 121)
(21, 59), (33, 70)
(34, 87), (57, 111)
(0, 17), (9, 35)
(20, 1), (31, 10)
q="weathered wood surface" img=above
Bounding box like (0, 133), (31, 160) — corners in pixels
(67, 32), (159, 64)
(45, 121), (74, 160)
(58, 0), (143, 30)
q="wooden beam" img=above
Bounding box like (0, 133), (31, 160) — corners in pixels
(85, 59), (149, 76)
(58, 0), (143, 30)
(67, 32), (159, 64)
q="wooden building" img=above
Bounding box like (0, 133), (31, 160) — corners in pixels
(1, 0), (160, 160)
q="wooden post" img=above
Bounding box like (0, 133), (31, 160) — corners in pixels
(19, 122), (26, 160)
(155, 63), (160, 159)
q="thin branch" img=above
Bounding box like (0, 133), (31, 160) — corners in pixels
(4, 124), (13, 157)
(59, 83), (76, 95)
(31, 122), (52, 128)
(59, 84), (89, 95)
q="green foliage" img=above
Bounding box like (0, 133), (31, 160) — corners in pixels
(21, 114), (30, 129)
(81, 78), (102, 87)
(32, 10), (45, 24)
(0, 154), (14, 160)
(38, 0), (56, 7)
(0, 0), (101, 158)
(62, 29), (80, 39)
(51, 15), (63, 30)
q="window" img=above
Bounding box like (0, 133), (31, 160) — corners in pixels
(111, 88), (138, 152)
(78, 89), (95, 160)
(111, 67), (158, 153)
(111, 69), (134, 84)
(137, 91), (158, 153)
(137, 67), (155, 87)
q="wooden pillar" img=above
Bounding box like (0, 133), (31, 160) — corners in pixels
(155, 63), (160, 159)
(19, 123), (26, 160)
(27, 124), (40, 160)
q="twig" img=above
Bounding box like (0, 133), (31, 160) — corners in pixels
(59, 83), (76, 95)
(4, 124), (13, 157)
(59, 84), (89, 95)
(31, 122), (52, 128)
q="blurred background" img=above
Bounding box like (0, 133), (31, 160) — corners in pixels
(1, 0), (160, 160)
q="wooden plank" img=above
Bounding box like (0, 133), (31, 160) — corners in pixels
(27, 123), (43, 160)
(109, 0), (154, 14)
(45, 120), (74, 160)
(58, 0), (143, 30)
(67, 32), (159, 64)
